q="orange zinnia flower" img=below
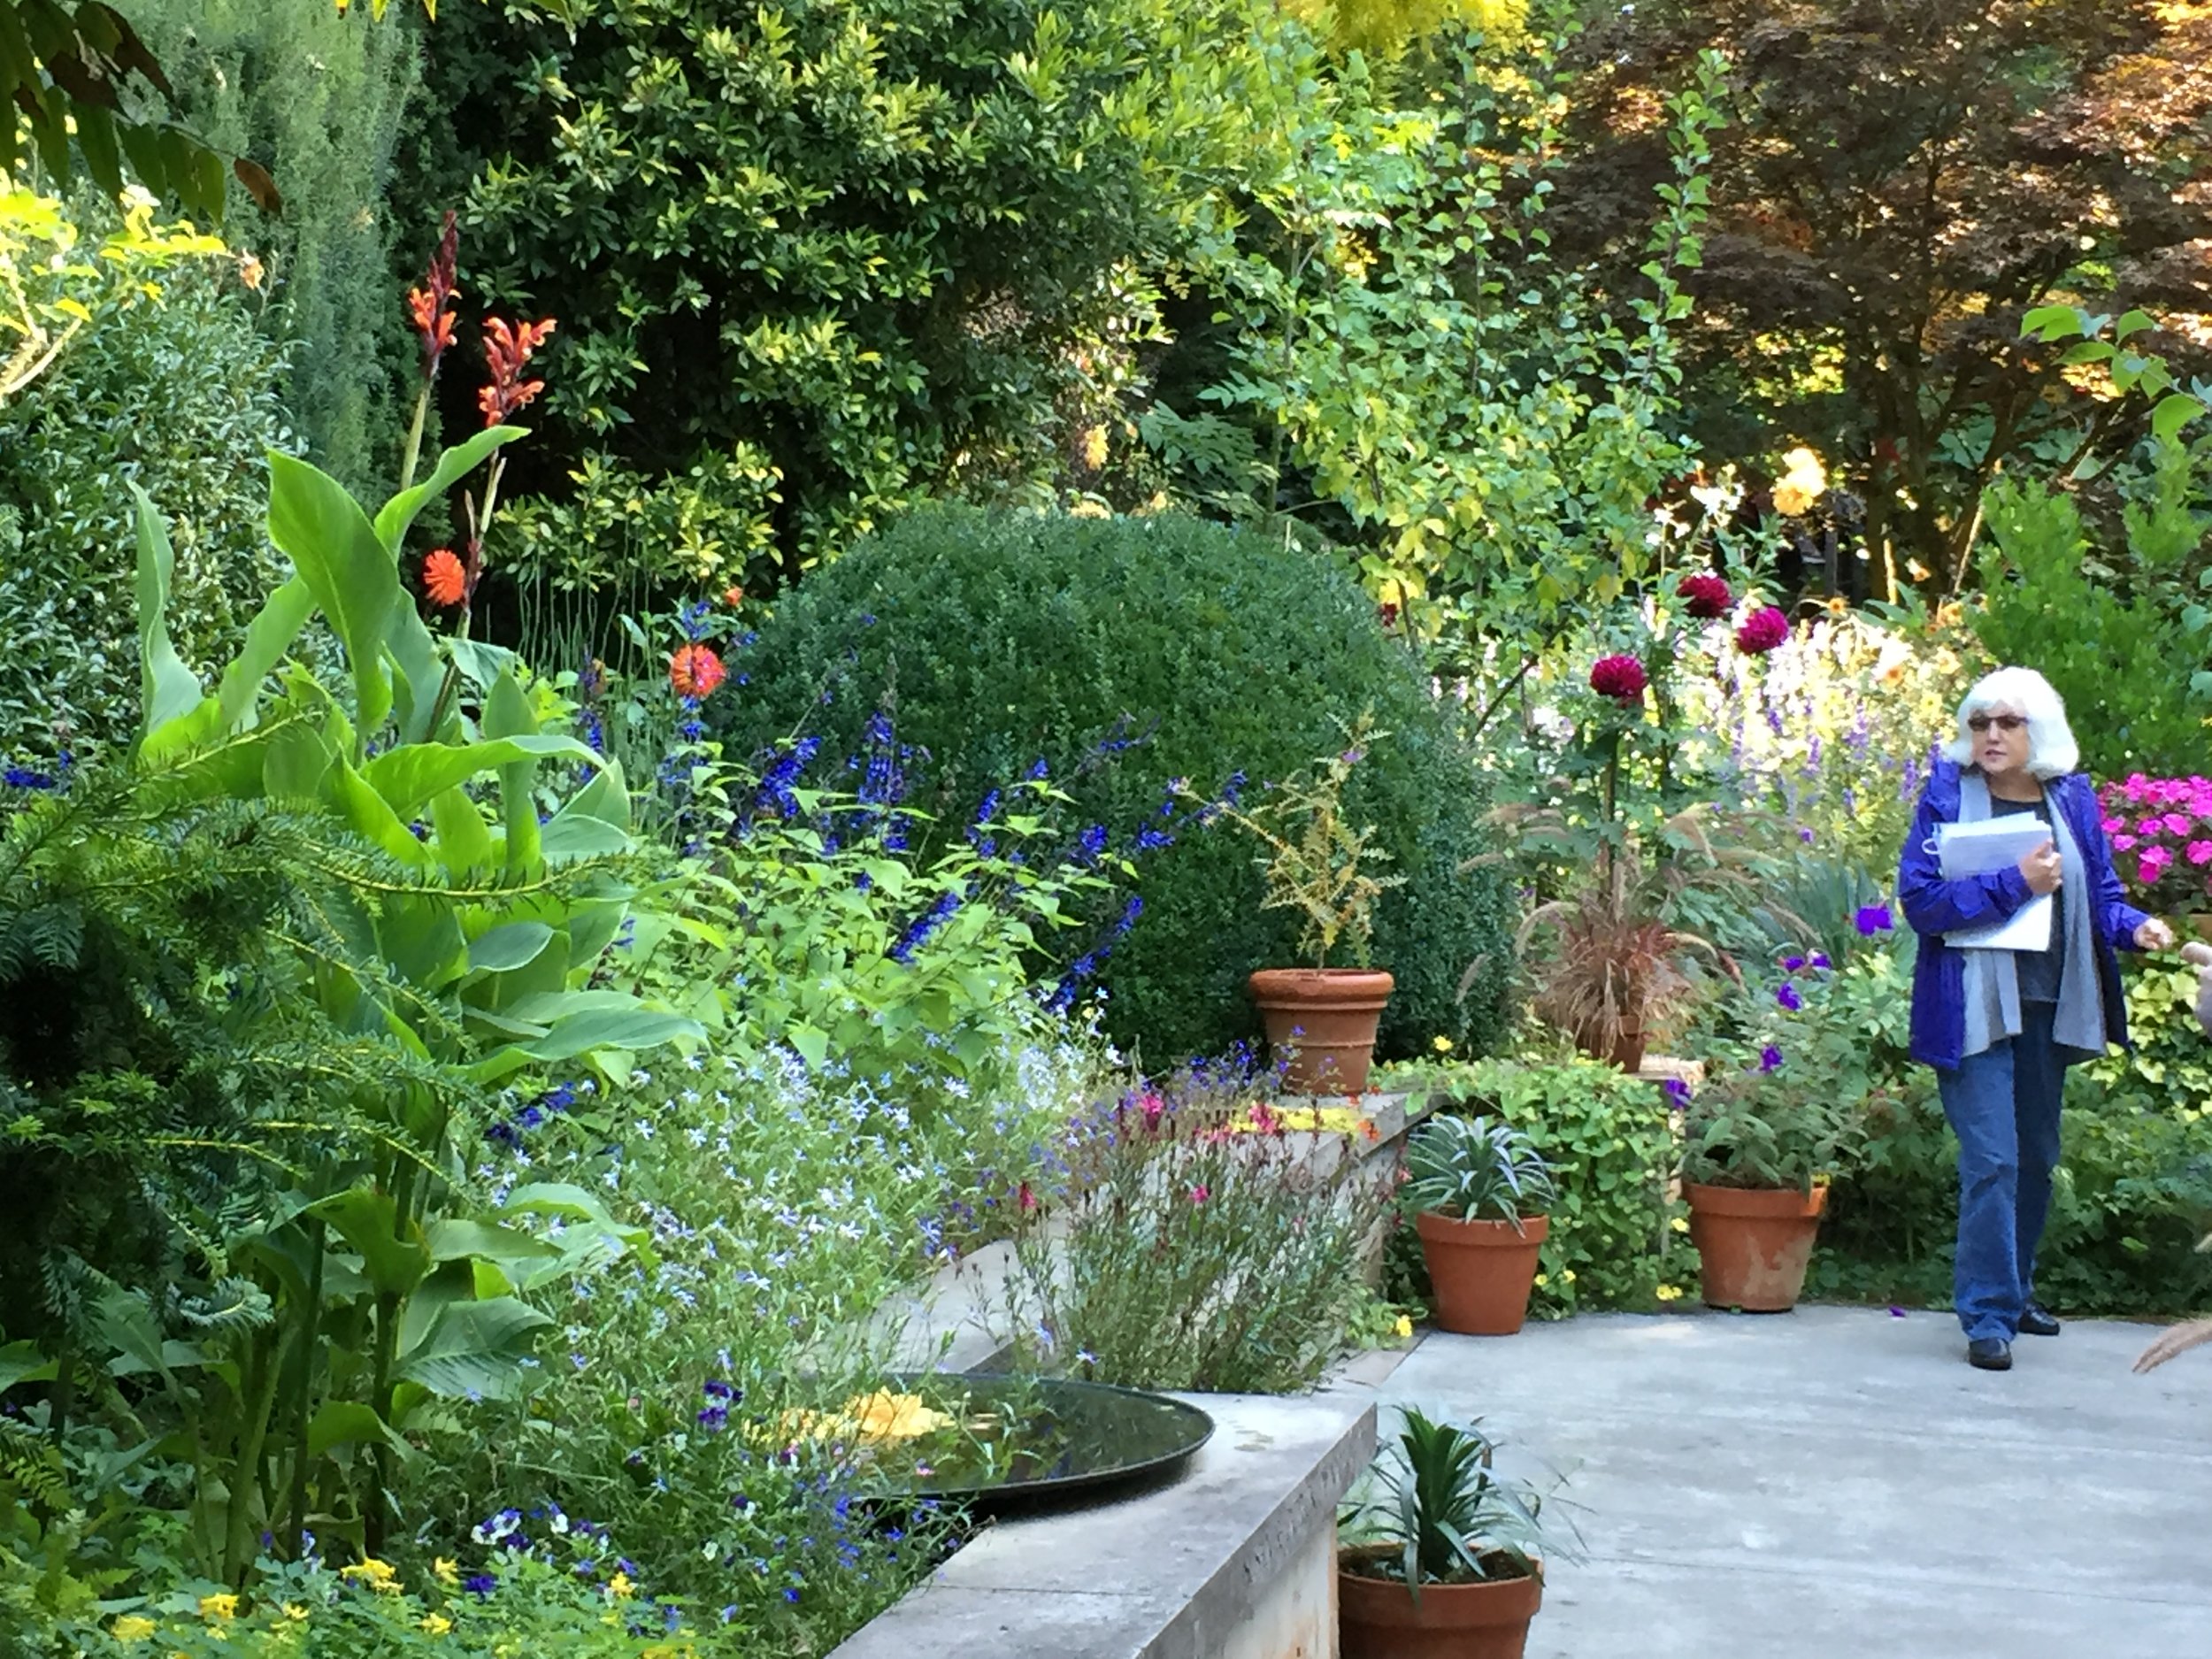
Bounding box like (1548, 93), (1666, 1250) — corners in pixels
(669, 642), (727, 700)
(423, 548), (468, 608)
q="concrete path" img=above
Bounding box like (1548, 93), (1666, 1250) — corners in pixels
(1380, 1305), (2212, 1657)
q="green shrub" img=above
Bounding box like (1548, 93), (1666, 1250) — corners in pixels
(1399, 1053), (1677, 1317)
(0, 255), (295, 764)
(134, 0), (422, 498)
(711, 504), (1516, 1062)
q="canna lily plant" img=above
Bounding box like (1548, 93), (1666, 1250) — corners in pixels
(104, 410), (697, 1576)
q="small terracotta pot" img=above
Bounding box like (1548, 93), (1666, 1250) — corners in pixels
(1416, 1211), (1548, 1336)
(1339, 1548), (1543, 1659)
(1248, 968), (1394, 1094)
(1686, 1181), (1827, 1312)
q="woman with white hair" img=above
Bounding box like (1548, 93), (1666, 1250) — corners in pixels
(1898, 666), (2175, 1372)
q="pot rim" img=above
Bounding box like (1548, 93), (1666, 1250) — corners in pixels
(1415, 1209), (1550, 1240)
(1337, 1543), (1542, 1589)
(1683, 1179), (1830, 1217)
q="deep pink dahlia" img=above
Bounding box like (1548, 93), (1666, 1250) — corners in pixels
(1734, 606), (1790, 655)
(1678, 572), (1733, 619)
(1589, 654), (1649, 705)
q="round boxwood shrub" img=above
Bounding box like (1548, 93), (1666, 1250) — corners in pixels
(711, 503), (1514, 1064)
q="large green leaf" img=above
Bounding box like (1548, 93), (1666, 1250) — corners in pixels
(306, 1401), (411, 1460)
(364, 734), (601, 821)
(131, 486), (208, 746)
(428, 786), (496, 878)
(394, 1295), (551, 1402)
(268, 453), (399, 747)
(481, 670), (543, 874)
(425, 1218), (562, 1269)
(465, 922), (555, 973)
(514, 1005), (703, 1064)
(373, 426), (524, 552)
(0, 1341), (57, 1395)
(216, 576), (317, 731)
(389, 603), (447, 746)
(306, 1188), (431, 1301)
(326, 759), (435, 867)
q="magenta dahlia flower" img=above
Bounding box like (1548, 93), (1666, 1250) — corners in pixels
(1734, 606), (1790, 655)
(1678, 572), (1732, 619)
(1589, 654), (1648, 705)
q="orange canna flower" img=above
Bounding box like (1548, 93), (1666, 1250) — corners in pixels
(669, 642), (727, 700)
(423, 548), (468, 608)
(409, 211), (461, 380)
(479, 316), (557, 426)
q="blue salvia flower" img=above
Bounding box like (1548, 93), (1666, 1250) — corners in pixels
(1027, 758), (1049, 780)
(1076, 824), (1108, 864)
(890, 892), (961, 964)
(972, 788), (1002, 827)
(1136, 825), (1174, 852)
(2, 765), (56, 789)
(679, 599), (712, 641)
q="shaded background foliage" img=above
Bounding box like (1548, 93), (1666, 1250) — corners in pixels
(711, 504), (1517, 1064)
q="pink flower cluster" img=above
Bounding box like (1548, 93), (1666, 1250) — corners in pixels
(2098, 773), (2212, 910)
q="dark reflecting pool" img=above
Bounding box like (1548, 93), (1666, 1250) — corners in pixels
(845, 1375), (1213, 1509)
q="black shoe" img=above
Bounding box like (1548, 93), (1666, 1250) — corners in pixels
(1968, 1337), (2013, 1371)
(2018, 1303), (2062, 1338)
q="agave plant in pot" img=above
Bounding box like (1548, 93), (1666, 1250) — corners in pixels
(1403, 1115), (1556, 1336)
(1196, 713), (1405, 1094)
(1339, 1409), (1553, 1659)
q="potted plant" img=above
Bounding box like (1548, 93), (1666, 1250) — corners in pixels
(1402, 1115), (1555, 1336)
(1678, 1063), (1853, 1312)
(1200, 714), (1404, 1094)
(1339, 1409), (1551, 1659)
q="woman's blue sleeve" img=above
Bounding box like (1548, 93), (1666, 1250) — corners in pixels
(1896, 792), (2033, 936)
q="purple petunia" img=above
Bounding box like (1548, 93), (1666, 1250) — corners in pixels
(1855, 904), (1894, 936)
(1663, 1078), (1693, 1108)
(1760, 1044), (1784, 1072)
(1776, 983), (1802, 1011)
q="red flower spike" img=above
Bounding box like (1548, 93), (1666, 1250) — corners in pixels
(1678, 572), (1732, 619)
(479, 316), (557, 427)
(408, 211), (462, 380)
(669, 642), (728, 700)
(1735, 606), (1791, 655)
(422, 548), (468, 608)
(1589, 653), (1648, 705)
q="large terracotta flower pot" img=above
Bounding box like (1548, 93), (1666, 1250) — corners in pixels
(1415, 1211), (1548, 1336)
(1339, 1548), (1543, 1659)
(1686, 1181), (1827, 1312)
(1248, 968), (1394, 1095)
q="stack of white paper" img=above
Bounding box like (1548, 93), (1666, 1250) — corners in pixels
(1936, 818), (2053, 951)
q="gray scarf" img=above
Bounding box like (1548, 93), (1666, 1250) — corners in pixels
(1958, 772), (2105, 1061)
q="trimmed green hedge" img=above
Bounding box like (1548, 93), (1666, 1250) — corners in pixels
(711, 504), (1515, 1064)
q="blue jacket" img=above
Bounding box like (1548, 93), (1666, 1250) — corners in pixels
(1896, 759), (2148, 1071)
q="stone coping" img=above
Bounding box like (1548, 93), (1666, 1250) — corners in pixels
(823, 1391), (1377, 1659)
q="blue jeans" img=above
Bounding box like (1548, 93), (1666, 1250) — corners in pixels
(1936, 1002), (2066, 1341)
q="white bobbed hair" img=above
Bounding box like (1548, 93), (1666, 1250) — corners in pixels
(1943, 666), (2078, 780)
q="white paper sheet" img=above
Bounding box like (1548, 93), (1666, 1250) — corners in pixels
(1936, 818), (2055, 951)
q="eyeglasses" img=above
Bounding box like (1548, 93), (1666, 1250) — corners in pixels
(1966, 713), (2027, 733)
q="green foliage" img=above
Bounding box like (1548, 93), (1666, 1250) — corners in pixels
(1154, 27), (1723, 665)
(1195, 712), (1403, 967)
(1401, 1113), (1554, 1225)
(0, 198), (285, 766)
(1970, 437), (2212, 778)
(1004, 1070), (1394, 1392)
(1340, 1409), (1546, 1589)
(711, 503), (1515, 1064)
(135, 0), (425, 495)
(1407, 1054), (1675, 1316)
(400, 0), (1273, 579)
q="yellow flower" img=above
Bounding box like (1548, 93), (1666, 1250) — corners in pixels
(1671, 1216), (1690, 1233)
(1771, 480), (1816, 518)
(1431, 1034), (1454, 1053)
(608, 1571), (635, 1600)
(197, 1594), (240, 1622)
(341, 1557), (400, 1594)
(434, 1556), (460, 1587)
(1825, 595), (1849, 615)
(110, 1616), (158, 1643)
(420, 1614), (454, 1635)
(1079, 424), (1109, 471)
(1393, 1315), (1414, 1339)
(1532, 1273), (1549, 1287)
(1655, 1284), (1685, 1302)
(280, 1605), (308, 1622)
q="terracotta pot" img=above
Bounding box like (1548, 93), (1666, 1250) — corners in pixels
(1571, 1024), (1647, 1073)
(1416, 1211), (1548, 1336)
(1339, 1548), (1543, 1659)
(1686, 1181), (1827, 1312)
(1248, 968), (1394, 1095)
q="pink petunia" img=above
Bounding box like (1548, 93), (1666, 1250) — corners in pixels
(2113, 834), (2137, 852)
(2140, 816), (2166, 836)
(2189, 841), (2212, 867)
(2165, 813), (2193, 836)
(2101, 816), (2124, 834)
(2140, 848), (2172, 884)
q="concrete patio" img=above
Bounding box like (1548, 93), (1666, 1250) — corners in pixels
(1381, 1305), (2212, 1657)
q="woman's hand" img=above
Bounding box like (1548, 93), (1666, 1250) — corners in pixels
(2136, 917), (2177, 951)
(2019, 841), (2063, 895)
